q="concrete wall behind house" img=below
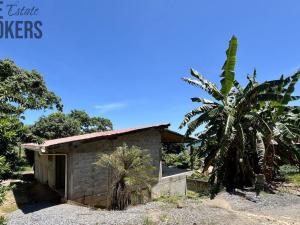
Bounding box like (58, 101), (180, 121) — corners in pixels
(151, 173), (188, 198)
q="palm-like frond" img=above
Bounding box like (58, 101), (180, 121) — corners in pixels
(191, 97), (215, 104)
(220, 36), (238, 96)
(179, 104), (217, 129)
(185, 106), (222, 136)
(182, 68), (223, 100)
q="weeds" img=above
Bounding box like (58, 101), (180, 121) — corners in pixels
(143, 216), (157, 225)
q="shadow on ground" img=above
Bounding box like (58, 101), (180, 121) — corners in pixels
(10, 173), (61, 214)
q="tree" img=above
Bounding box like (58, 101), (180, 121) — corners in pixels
(96, 143), (155, 210)
(30, 112), (81, 140)
(180, 36), (300, 196)
(29, 110), (113, 140)
(0, 59), (62, 171)
(0, 156), (9, 225)
(0, 59), (62, 115)
(69, 110), (113, 133)
(0, 59), (62, 221)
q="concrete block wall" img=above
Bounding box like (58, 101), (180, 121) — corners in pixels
(151, 173), (188, 198)
(34, 152), (55, 188)
(34, 152), (48, 184)
(67, 129), (162, 207)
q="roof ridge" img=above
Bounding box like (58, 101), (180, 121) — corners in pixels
(22, 123), (170, 149)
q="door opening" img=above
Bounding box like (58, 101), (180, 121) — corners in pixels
(55, 155), (65, 192)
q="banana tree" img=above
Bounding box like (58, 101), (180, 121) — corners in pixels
(180, 36), (300, 195)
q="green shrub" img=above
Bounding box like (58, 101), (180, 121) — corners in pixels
(189, 171), (209, 181)
(0, 157), (10, 181)
(280, 164), (299, 176)
(154, 195), (183, 205)
(163, 149), (190, 169)
(0, 216), (7, 225)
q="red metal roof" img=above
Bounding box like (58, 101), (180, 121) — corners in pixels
(22, 123), (170, 149)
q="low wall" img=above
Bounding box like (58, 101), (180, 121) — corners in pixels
(186, 178), (210, 192)
(151, 173), (189, 198)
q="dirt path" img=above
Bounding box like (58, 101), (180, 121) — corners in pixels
(4, 176), (300, 225)
(201, 191), (300, 225)
(203, 196), (300, 225)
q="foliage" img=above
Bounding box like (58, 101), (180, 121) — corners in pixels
(0, 59), (62, 115)
(180, 36), (300, 196)
(0, 157), (10, 181)
(163, 149), (194, 169)
(280, 164), (299, 175)
(189, 171), (209, 182)
(0, 59), (62, 168)
(280, 165), (300, 186)
(29, 110), (113, 140)
(0, 58), (62, 208)
(0, 216), (6, 225)
(69, 110), (113, 133)
(0, 115), (27, 173)
(143, 216), (157, 225)
(29, 112), (81, 140)
(96, 143), (155, 210)
(0, 156), (10, 215)
(285, 173), (300, 186)
(153, 194), (183, 205)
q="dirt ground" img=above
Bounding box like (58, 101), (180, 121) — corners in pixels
(0, 173), (60, 217)
(3, 173), (300, 225)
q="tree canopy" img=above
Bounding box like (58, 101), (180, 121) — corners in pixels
(0, 59), (62, 115)
(0, 59), (62, 170)
(0, 59), (63, 206)
(29, 110), (113, 140)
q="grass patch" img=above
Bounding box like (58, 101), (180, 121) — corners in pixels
(0, 216), (7, 225)
(155, 191), (205, 205)
(188, 171), (210, 182)
(154, 195), (183, 205)
(280, 164), (300, 186)
(0, 204), (17, 214)
(286, 173), (300, 186)
(188, 190), (209, 199)
(143, 216), (157, 225)
(159, 214), (168, 222)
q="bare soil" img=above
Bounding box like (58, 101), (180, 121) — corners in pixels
(4, 174), (300, 225)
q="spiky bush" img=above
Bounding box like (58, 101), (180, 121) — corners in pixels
(96, 143), (155, 210)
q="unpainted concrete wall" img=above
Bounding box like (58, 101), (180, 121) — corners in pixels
(34, 152), (55, 188)
(66, 129), (162, 207)
(151, 173), (188, 198)
(34, 129), (189, 207)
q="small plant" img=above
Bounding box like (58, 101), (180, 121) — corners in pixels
(189, 171), (209, 181)
(154, 195), (183, 205)
(143, 216), (157, 225)
(186, 190), (201, 199)
(96, 143), (155, 210)
(0, 216), (7, 225)
(279, 164), (300, 186)
(163, 151), (190, 169)
(159, 214), (168, 222)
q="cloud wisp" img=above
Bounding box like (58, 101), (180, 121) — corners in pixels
(95, 102), (128, 113)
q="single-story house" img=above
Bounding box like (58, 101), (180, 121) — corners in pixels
(23, 123), (193, 207)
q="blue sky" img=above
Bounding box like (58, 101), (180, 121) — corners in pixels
(1, 0), (300, 132)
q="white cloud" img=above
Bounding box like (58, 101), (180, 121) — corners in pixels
(95, 102), (128, 113)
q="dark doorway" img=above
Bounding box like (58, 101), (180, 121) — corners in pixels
(55, 155), (65, 189)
